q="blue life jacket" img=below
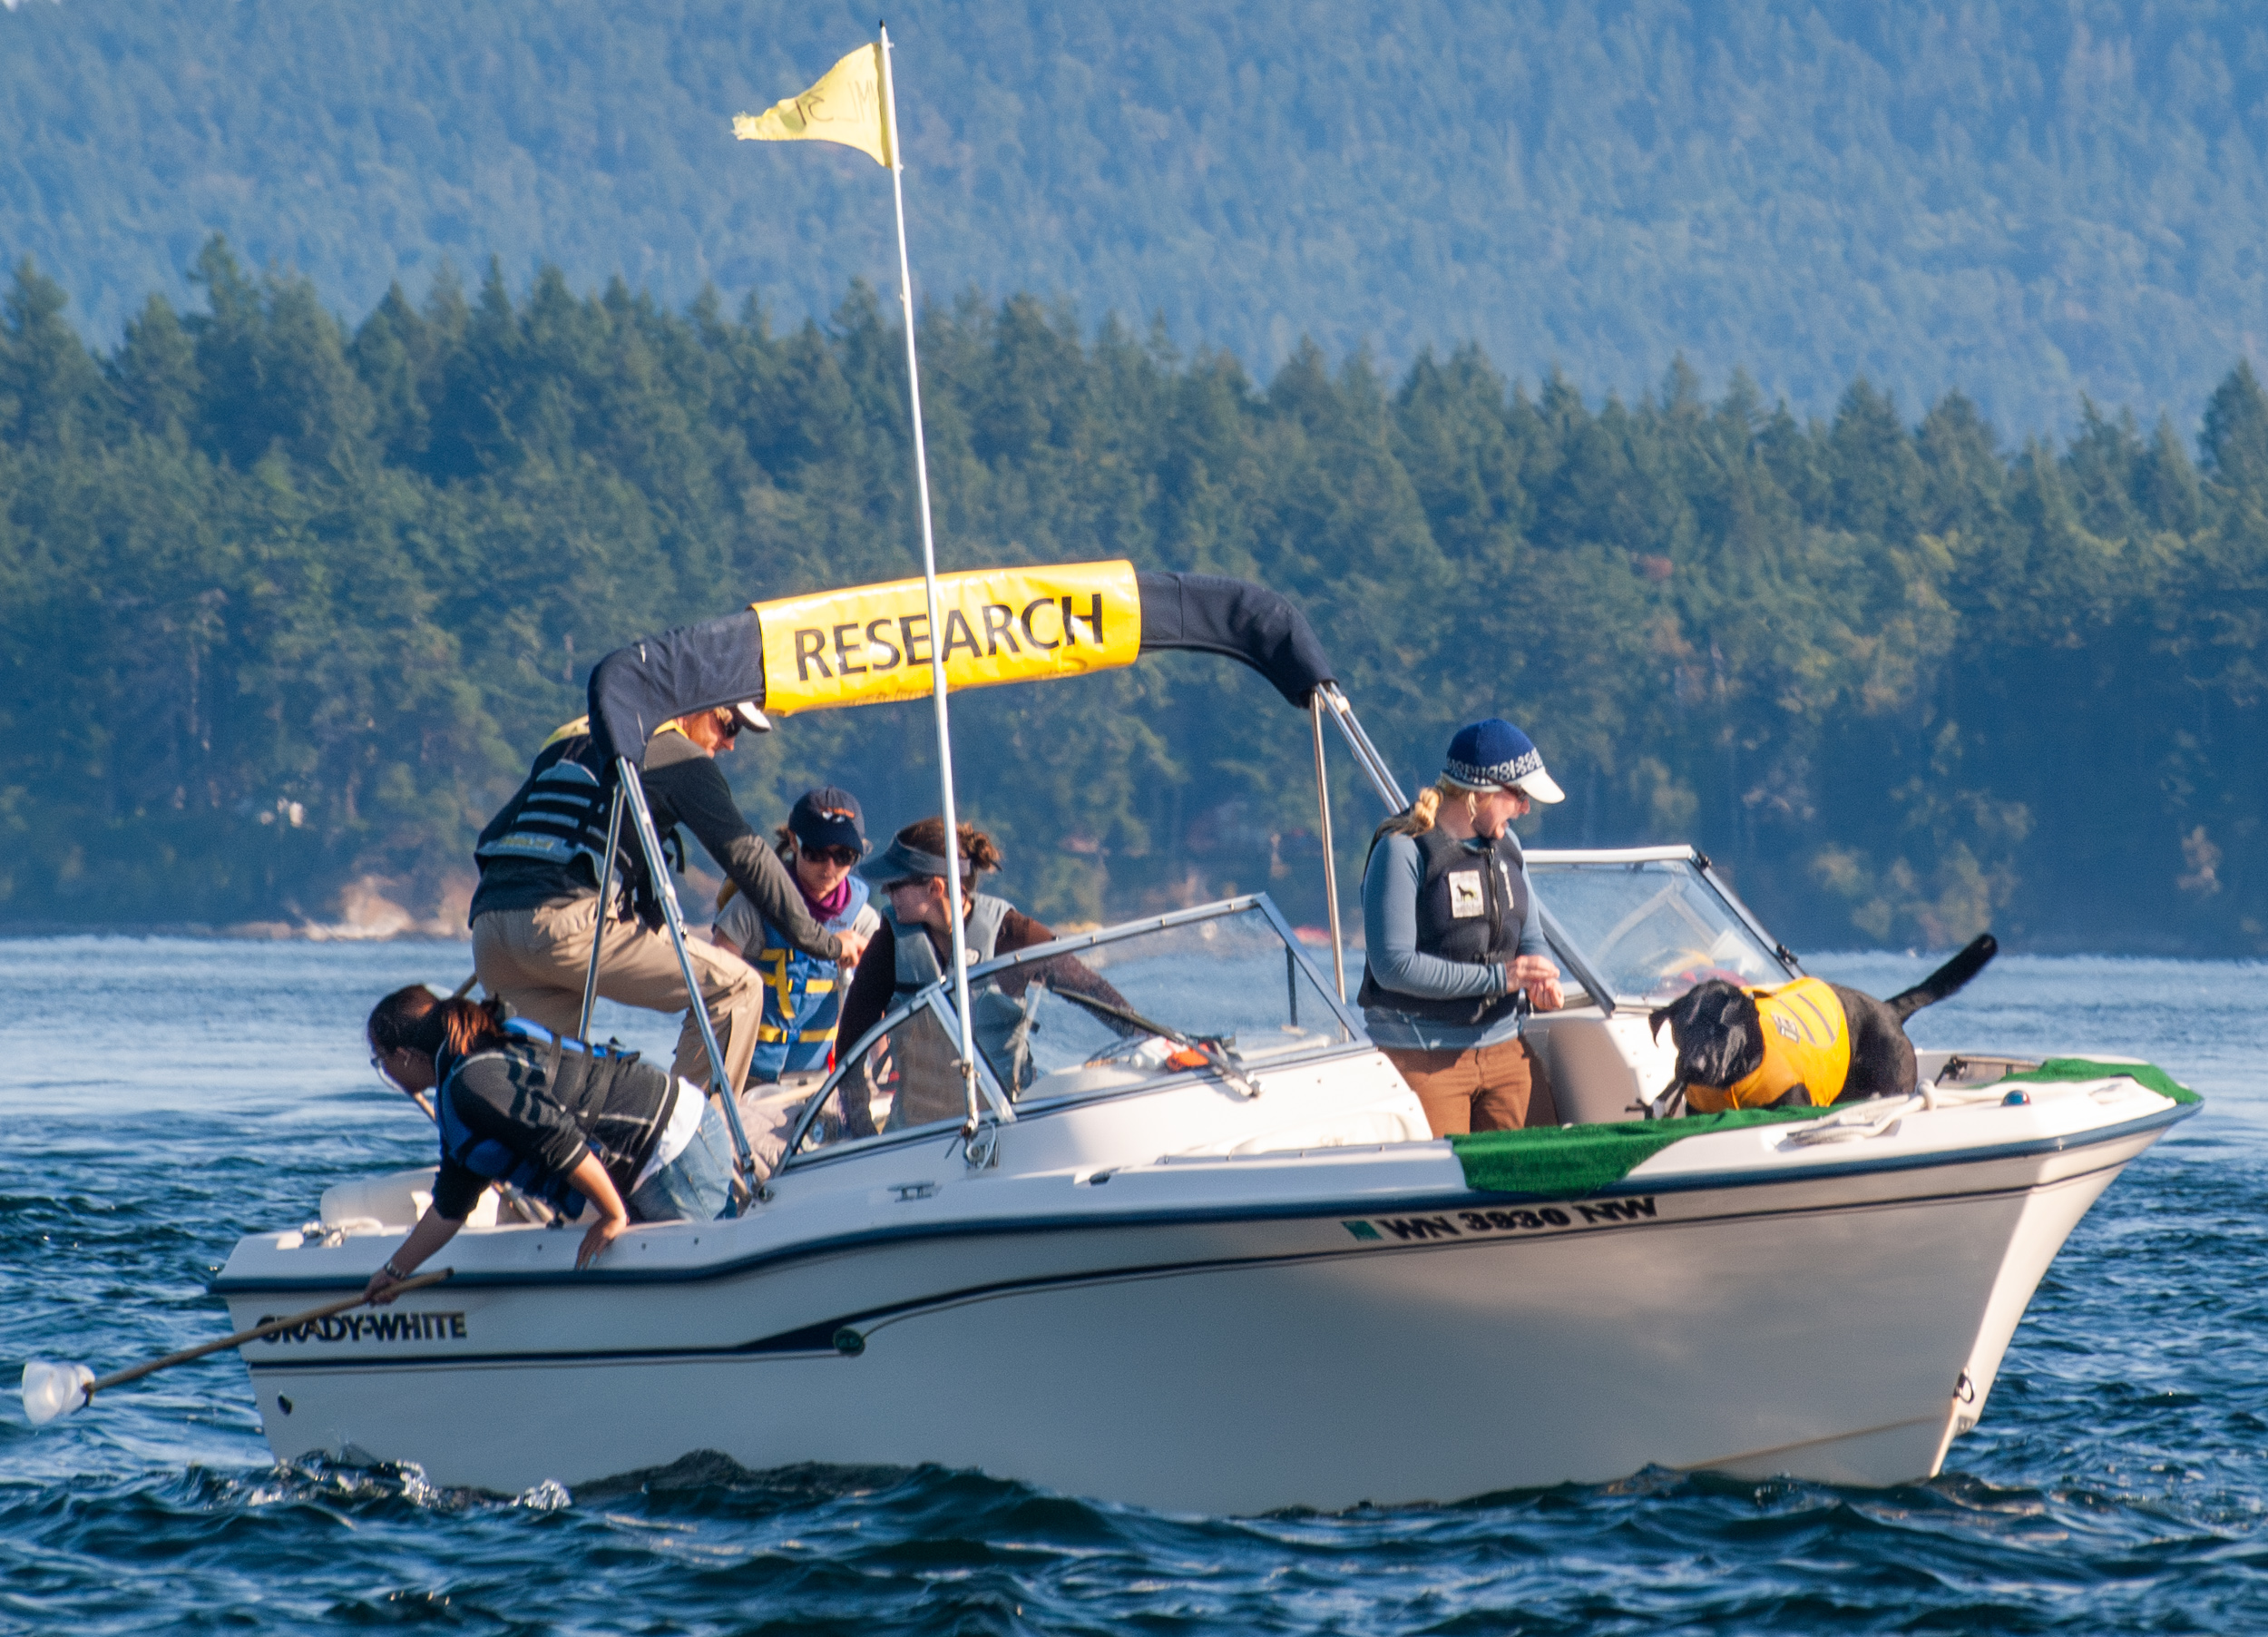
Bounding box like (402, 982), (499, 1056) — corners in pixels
(434, 1018), (651, 1220)
(748, 877), (872, 1081)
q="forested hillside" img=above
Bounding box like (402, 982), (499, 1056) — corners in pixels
(5, 1), (2268, 432)
(3, 248), (2265, 953)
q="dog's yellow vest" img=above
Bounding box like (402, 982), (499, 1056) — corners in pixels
(1686, 977), (1852, 1113)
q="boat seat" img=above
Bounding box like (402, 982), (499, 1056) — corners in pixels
(1171, 1105), (1430, 1158)
(319, 1167), (502, 1233)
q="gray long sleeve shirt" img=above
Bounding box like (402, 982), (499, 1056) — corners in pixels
(1359, 829), (1549, 1051)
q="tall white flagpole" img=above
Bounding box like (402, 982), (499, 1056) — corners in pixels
(876, 25), (982, 1137)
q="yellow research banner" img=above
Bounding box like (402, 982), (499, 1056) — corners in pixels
(731, 44), (891, 167)
(755, 561), (1141, 716)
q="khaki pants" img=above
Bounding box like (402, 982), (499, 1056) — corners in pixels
(472, 899), (764, 1094)
(1383, 1037), (1560, 1136)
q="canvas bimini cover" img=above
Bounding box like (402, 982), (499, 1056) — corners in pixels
(587, 561), (1338, 766)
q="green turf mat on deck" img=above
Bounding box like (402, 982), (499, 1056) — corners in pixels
(1451, 1057), (2199, 1198)
(1451, 1106), (1824, 1199)
(2000, 1058), (2199, 1103)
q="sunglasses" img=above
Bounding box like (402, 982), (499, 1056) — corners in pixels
(806, 844), (863, 868)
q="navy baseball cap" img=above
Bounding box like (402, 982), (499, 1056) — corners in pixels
(1442, 719), (1565, 802)
(788, 787), (866, 855)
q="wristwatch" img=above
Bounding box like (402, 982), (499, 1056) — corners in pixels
(381, 1259), (408, 1280)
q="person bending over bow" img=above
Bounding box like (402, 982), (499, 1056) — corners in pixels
(1359, 719), (1566, 1137)
(361, 985), (734, 1302)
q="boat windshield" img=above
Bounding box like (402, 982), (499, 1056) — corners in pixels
(787, 902), (1355, 1160)
(1529, 858), (1789, 1008)
(971, 903), (1354, 1103)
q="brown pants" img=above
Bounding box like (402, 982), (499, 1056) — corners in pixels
(1384, 1037), (1560, 1136)
(472, 898), (764, 1093)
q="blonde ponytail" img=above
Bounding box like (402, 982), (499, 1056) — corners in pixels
(1378, 779), (1474, 840)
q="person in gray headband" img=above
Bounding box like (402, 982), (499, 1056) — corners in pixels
(828, 817), (1129, 1132)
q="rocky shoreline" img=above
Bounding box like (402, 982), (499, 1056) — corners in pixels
(0, 920), (472, 941)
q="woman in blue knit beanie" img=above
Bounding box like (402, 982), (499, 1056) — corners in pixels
(1356, 719), (1564, 1134)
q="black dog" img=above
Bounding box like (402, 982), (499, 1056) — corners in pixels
(1649, 934), (1999, 1111)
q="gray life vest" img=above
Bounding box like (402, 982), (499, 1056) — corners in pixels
(887, 893), (1015, 995)
(1356, 825), (1531, 1027)
(884, 894), (1025, 1098)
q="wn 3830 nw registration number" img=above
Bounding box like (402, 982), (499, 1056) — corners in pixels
(1342, 1197), (1658, 1243)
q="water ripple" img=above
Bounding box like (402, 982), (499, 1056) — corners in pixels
(5, 940), (2268, 1632)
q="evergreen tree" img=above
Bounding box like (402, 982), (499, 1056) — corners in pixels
(6, 247), (2268, 954)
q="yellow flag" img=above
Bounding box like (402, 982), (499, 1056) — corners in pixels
(732, 44), (892, 168)
(753, 561), (1141, 716)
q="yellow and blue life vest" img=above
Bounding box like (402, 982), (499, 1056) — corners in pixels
(748, 877), (873, 1081)
(1685, 976), (1852, 1113)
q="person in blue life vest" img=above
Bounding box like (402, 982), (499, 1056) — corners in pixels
(1358, 719), (1566, 1137)
(710, 788), (884, 1174)
(711, 787), (885, 1084)
(359, 985), (733, 1304)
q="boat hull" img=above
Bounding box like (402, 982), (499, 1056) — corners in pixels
(220, 1121), (2166, 1513)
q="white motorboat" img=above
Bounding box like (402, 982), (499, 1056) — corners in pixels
(210, 564), (2195, 1512)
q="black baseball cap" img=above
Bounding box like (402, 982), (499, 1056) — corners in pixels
(788, 787), (866, 856)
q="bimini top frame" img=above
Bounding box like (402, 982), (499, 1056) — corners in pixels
(585, 562), (1343, 764)
(579, 559), (1408, 1189)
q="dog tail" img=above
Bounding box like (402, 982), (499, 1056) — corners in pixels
(1886, 932), (1999, 1022)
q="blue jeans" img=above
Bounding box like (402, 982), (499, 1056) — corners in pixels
(625, 1100), (733, 1222)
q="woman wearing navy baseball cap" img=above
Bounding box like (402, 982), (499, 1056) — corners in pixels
(711, 787), (884, 1090)
(1357, 719), (1565, 1134)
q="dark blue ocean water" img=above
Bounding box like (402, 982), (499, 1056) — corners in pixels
(3, 936), (2264, 1634)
